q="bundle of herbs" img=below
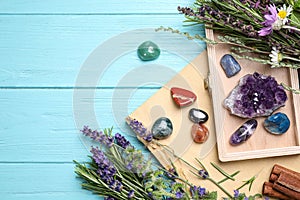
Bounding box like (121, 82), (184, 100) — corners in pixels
(160, 0), (300, 92)
(74, 124), (268, 199)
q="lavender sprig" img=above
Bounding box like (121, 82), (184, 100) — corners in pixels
(75, 127), (187, 200)
(126, 117), (153, 142)
(81, 126), (114, 147)
(90, 147), (123, 192)
(176, 0), (300, 80)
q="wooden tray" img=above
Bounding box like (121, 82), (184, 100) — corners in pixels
(206, 29), (300, 162)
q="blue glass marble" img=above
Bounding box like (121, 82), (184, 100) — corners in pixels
(220, 54), (241, 78)
(264, 112), (290, 135)
(151, 117), (173, 139)
(230, 119), (257, 145)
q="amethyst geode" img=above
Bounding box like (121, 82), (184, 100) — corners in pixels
(224, 72), (287, 118)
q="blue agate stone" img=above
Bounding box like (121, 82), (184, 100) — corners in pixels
(151, 117), (173, 139)
(230, 119), (257, 145)
(264, 112), (290, 135)
(220, 54), (241, 78)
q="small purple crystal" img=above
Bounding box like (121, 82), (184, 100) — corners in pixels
(224, 72), (287, 118)
(230, 119), (257, 145)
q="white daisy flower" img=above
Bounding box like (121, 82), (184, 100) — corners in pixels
(277, 4), (293, 25)
(269, 47), (283, 68)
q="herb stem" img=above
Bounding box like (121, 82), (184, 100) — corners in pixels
(190, 170), (233, 199)
(210, 162), (236, 181)
(218, 171), (240, 184)
(154, 142), (199, 172)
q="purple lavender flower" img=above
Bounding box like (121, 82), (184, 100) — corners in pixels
(198, 187), (206, 196)
(198, 169), (209, 179)
(234, 189), (240, 198)
(175, 191), (184, 199)
(165, 168), (178, 179)
(128, 190), (135, 198)
(258, 4), (278, 36)
(127, 117), (153, 142)
(90, 147), (123, 192)
(81, 126), (114, 147)
(114, 133), (131, 149)
(190, 185), (206, 198)
(143, 134), (153, 142)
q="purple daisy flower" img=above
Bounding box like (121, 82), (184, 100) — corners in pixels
(258, 4), (279, 36)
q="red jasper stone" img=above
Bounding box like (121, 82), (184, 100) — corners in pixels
(191, 123), (209, 143)
(170, 87), (197, 107)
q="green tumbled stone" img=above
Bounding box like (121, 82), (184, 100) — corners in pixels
(137, 41), (160, 61)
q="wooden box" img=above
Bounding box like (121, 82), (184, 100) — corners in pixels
(206, 29), (300, 162)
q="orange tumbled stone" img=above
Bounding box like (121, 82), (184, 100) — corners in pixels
(191, 123), (209, 143)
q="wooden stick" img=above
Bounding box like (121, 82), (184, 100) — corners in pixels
(273, 181), (300, 200)
(269, 173), (278, 183)
(262, 182), (292, 200)
(276, 171), (300, 193)
(272, 164), (300, 177)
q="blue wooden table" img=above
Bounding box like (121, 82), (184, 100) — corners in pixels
(0, 1), (206, 199)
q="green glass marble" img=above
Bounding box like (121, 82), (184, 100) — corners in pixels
(137, 41), (160, 61)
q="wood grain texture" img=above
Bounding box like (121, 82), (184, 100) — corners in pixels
(0, 163), (100, 200)
(0, 0), (192, 14)
(0, 0), (200, 199)
(0, 15), (204, 87)
(0, 89), (158, 162)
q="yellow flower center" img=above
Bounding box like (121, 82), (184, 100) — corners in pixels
(278, 53), (283, 62)
(278, 10), (287, 19)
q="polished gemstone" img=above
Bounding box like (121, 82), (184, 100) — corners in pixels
(189, 108), (209, 124)
(151, 117), (173, 139)
(224, 72), (287, 118)
(137, 41), (160, 61)
(220, 54), (241, 78)
(170, 87), (197, 107)
(230, 119), (257, 145)
(264, 112), (290, 135)
(191, 123), (209, 143)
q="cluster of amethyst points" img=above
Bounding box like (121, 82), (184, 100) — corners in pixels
(224, 72), (287, 118)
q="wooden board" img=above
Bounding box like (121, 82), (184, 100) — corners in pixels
(206, 29), (300, 162)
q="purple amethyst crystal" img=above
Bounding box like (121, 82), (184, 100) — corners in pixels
(224, 72), (287, 118)
(230, 119), (257, 145)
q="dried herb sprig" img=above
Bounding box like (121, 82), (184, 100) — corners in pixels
(75, 126), (218, 200)
(175, 0), (300, 92)
(126, 118), (269, 199)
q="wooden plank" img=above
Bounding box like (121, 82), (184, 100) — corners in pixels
(0, 15), (204, 87)
(0, 0), (193, 14)
(0, 163), (100, 200)
(0, 88), (156, 162)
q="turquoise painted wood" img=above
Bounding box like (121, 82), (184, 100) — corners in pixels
(0, 89), (157, 162)
(0, 15), (204, 87)
(0, 0), (192, 13)
(0, 0), (202, 199)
